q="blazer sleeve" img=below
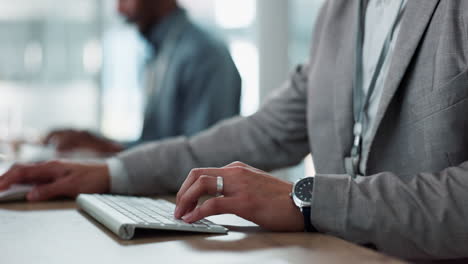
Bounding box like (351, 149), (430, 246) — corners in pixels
(311, 162), (468, 259)
(114, 64), (310, 195)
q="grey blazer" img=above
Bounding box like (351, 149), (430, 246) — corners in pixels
(116, 0), (468, 259)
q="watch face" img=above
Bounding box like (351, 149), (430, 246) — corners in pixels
(294, 177), (314, 203)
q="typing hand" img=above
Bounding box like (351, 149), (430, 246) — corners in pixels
(0, 161), (110, 201)
(43, 129), (123, 154)
(174, 162), (304, 232)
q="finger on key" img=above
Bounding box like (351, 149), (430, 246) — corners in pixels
(181, 197), (237, 223)
(175, 175), (219, 219)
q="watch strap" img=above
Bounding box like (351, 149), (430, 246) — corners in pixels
(301, 207), (317, 232)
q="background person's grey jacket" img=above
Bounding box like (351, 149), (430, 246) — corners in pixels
(114, 0), (468, 260)
(128, 9), (241, 147)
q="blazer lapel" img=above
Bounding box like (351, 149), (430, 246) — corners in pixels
(363, 0), (440, 170)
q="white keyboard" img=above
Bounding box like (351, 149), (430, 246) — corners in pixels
(77, 194), (228, 240)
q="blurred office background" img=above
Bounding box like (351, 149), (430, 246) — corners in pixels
(0, 0), (324, 180)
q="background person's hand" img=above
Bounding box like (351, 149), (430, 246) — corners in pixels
(174, 162), (304, 232)
(43, 129), (123, 154)
(0, 160), (110, 201)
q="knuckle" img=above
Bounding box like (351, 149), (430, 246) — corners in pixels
(198, 175), (211, 186)
(234, 166), (250, 174)
(227, 161), (245, 167)
(189, 168), (202, 177)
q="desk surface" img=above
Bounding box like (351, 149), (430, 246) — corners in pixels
(0, 197), (405, 264)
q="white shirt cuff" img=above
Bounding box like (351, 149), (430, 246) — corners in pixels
(106, 157), (130, 194)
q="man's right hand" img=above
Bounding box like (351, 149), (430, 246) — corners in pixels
(0, 161), (110, 201)
(43, 129), (123, 154)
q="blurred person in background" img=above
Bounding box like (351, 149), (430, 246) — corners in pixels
(43, 0), (241, 155)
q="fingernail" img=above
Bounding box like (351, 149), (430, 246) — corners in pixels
(28, 189), (39, 201)
(182, 212), (194, 223)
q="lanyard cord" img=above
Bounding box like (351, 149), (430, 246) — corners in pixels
(348, 0), (406, 176)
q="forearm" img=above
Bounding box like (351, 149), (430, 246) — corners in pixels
(116, 117), (308, 195)
(311, 161), (468, 259)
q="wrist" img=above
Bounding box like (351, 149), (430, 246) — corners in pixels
(95, 140), (123, 154)
(89, 163), (111, 194)
(103, 142), (124, 153)
(291, 177), (317, 232)
(102, 164), (111, 193)
(290, 199), (306, 231)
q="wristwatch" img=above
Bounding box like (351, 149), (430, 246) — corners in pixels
(291, 177), (317, 232)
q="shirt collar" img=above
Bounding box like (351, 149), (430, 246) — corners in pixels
(145, 8), (187, 50)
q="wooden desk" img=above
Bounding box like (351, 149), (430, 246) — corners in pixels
(0, 197), (405, 264)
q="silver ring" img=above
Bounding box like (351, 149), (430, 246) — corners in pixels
(216, 176), (223, 197)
